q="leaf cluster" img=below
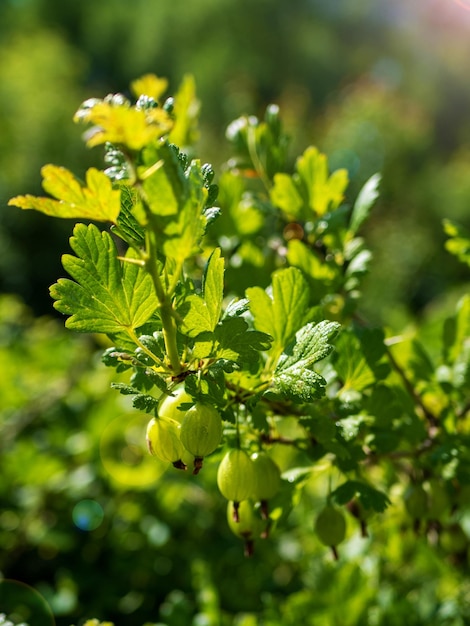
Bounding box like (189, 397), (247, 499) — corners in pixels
(7, 73), (470, 561)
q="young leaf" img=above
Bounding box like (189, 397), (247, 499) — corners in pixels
(131, 73), (168, 100)
(169, 74), (200, 148)
(50, 223), (158, 336)
(349, 173), (381, 235)
(246, 267), (311, 355)
(272, 320), (341, 401)
(270, 173), (303, 220)
(8, 165), (121, 223)
(180, 248), (225, 337)
(140, 142), (188, 217)
(162, 160), (209, 262)
(111, 383), (160, 413)
(74, 98), (173, 150)
(296, 146), (349, 217)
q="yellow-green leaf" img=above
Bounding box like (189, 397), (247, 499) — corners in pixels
(75, 101), (173, 150)
(130, 73), (168, 100)
(297, 146), (348, 216)
(8, 165), (121, 222)
(169, 74), (200, 147)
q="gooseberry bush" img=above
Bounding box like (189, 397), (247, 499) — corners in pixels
(9, 73), (470, 565)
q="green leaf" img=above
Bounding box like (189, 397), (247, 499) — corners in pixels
(74, 96), (172, 150)
(169, 73), (200, 148)
(246, 267), (311, 354)
(334, 331), (377, 394)
(50, 223), (158, 335)
(140, 142), (188, 217)
(270, 173), (303, 219)
(8, 165), (121, 222)
(111, 383), (160, 413)
(270, 146), (349, 221)
(349, 173), (381, 234)
(296, 146), (348, 217)
(443, 219), (470, 267)
(272, 367), (327, 402)
(286, 239), (337, 296)
(334, 327), (389, 398)
(113, 185), (145, 246)
(272, 320), (341, 402)
(180, 248), (225, 337)
(330, 480), (390, 513)
(192, 317), (272, 364)
(162, 160), (209, 262)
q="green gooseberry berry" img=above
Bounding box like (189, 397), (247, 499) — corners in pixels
(146, 416), (186, 470)
(180, 403), (223, 474)
(217, 449), (256, 522)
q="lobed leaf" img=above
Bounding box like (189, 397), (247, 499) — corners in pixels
(272, 320), (341, 402)
(75, 99), (173, 150)
(50, 223), (158, 336)
(162, 160), (209, 262)
(247, 266), (311, 355)
(8, 165), (121, 223)
(180, 248), (225, 337)
(192, 317), (272, 365)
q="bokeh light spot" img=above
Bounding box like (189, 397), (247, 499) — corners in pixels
(0, 580), (55, 626)
(72, 499), (104, 531)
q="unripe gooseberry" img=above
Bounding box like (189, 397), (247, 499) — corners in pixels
(146, 417), (186, 470)
(404, 484), (428, 519)
(180, 403), (223, 475)
(226, 499), (263, 557)
(250, 452), (281, 519)
(217, 449), (256, 522)
(315, 505), (346, 558)
(158, 385), (194, 423)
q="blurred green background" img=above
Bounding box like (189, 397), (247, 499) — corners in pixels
(1, 0), (470, 624)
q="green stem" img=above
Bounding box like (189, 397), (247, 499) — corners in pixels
(126, 328), (166, 371)
(144, 225), (182, 375)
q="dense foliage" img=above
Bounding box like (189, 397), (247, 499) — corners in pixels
(2, 72), (470, 625)
(1, 0), (470, 323)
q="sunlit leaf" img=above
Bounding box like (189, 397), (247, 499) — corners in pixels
(169, 74), (200, 147)
(131, 73), (168, 100)
(180, 248), (224, 337)
(8, 165), (121, 222)
(349, 173), (381, 234)
(296, 146), (349, 217)
(247, 267), (311, 355)
(74, 99), (173, 150)
(50, 223), (158, 335)
(272, 320), (341, 401)
(270, 172), (303, 219)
